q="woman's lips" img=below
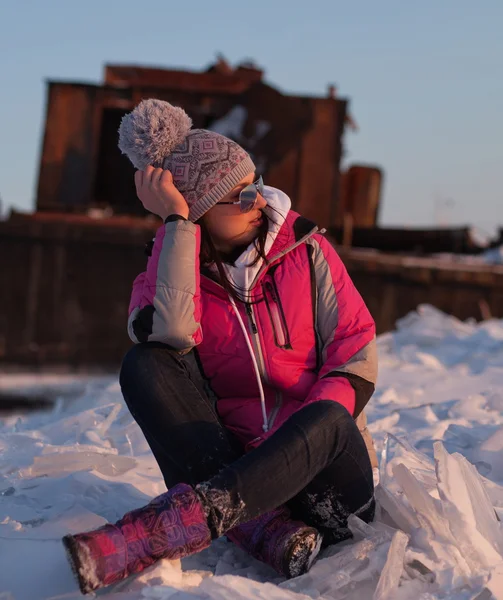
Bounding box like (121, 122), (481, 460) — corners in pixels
(250, 216), (263, 226)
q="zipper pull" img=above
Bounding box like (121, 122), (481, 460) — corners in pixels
(245, 303), (258, 334)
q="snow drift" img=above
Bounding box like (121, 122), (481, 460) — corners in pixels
(1, 304), (503, 599)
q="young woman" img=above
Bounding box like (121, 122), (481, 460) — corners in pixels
(63, 99), (378, 594)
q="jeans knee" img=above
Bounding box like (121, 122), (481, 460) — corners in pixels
(308, 400), (354, 429)
(119, 343), (181, 391)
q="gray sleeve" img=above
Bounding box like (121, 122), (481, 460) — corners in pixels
(127, 220), (203, 351)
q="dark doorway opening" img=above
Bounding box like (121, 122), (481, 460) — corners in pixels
(94, 108), (145, 216)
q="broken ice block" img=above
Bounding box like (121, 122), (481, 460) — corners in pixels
(435, 442), (503, 571)
(22, 451), (137, 478)
(473, 428), (503, 482)
(373, 530), (409, 600)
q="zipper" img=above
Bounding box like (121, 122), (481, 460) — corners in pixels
(263, 279), (292, 349)
(245, 302), (269, 384)
(245, 303), (258, 334)
(264, 281), (291, 348)
(270, 277), (292, 348)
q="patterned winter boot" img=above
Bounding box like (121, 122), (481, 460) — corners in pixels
(62, 483), (211, 594)
(226, 506), (323, 578)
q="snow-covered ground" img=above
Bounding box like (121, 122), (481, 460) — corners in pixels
(2, 304), (503, 599)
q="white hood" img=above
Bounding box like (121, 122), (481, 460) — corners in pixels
(220, 186), (291, 298)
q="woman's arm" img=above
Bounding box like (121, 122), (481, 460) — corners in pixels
(128, 219), (203, 351)
(304, 234), (377, 418)
(127, 167), (202, 352)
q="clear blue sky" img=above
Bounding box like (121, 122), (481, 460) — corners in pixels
(1, 1), (501, 233)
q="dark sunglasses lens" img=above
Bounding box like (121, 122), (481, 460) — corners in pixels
(239, 186), (257, 213)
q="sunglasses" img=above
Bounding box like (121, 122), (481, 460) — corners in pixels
(216, 176), (265, 213)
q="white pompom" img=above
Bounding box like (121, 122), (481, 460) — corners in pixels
(118, 99), (193, 170)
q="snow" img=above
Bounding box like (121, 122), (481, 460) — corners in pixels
(208, 106), (248, 141)
(208, 106), (271, 149)
(2, 304), (503, 599)
(483, 246), (503, 265)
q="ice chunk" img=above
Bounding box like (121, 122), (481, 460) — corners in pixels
(94, 402), (122, 437)
(434, 442), (503, 569)
(348, 513), (382, 541)
(280, 532), (391, 598)
(486, 563), (503, 599)
(198, 574), (314, 600)
(473, 429), (503, 482)
(391, 461), (474, 588)
(373, 530), (409, 600)
(21, 451), (137, 478)
(375, 484), (420, 536)
(392, 463), (445, 541)
(379, 433), (390, 487)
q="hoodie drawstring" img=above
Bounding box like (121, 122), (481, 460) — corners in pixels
(228, 295), (269, 433)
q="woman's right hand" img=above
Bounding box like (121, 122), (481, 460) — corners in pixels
(134, 166), (190, 221)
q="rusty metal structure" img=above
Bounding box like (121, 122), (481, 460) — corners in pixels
(35, 58), (379, 228)
(1, 58), (383, 365)
(338, 166), (382, 227)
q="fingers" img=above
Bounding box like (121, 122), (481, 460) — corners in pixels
(134, 170), (143, 195)
(159, 170), (173, 186)
(140, 166), (170, 189)
(150, 168), (164, 187)
(139, 165), (157, 189)
(134, 167), (179, 219)
(142, 165), (154, 186)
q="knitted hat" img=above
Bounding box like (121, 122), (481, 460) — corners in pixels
(118, 99), (256, 222)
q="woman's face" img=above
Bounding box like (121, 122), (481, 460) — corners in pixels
(202, 174), (267, 253)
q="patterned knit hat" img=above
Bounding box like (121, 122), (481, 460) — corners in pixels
(118, 99), (256, 222)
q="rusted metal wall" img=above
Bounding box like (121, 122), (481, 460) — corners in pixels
(0, 214), (153, 365)
(337, 166), (382, 227)
(295, 99), (347, 226)
(336, 246), (503, 333)
(36, 83), (101, 212)
(1, 215), (502, 366)
(327, 226), (483, 254)
(36, 70), (349, 228)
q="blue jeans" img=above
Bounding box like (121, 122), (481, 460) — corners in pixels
(120, 343), (375, 544)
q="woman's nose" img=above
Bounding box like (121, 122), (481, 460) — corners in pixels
(256, 194), (268, 209)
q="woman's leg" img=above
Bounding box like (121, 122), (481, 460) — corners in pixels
(63, 400), (374, 592)
(287, 448), (375, 546)
(119, 342), (243, 488)
(119, 342), (321, 575)
(197, 401), (374, 539)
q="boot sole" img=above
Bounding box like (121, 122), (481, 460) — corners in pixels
(283, 528), (323, 579)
